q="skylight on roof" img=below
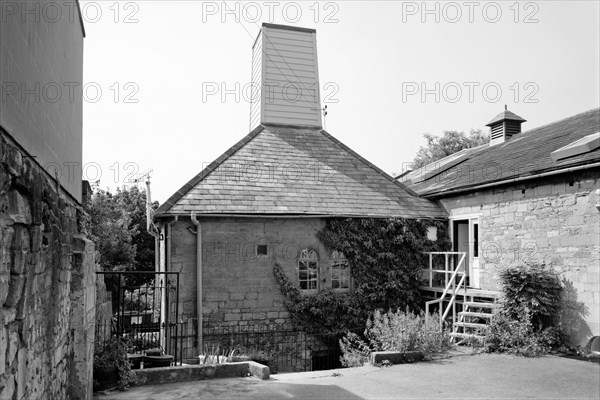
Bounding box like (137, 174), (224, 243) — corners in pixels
(412, 150), (470, 183)
(551, 132), (600, 162)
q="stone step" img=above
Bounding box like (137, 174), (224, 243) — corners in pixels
(454, 322), (488, 329)
(464, 301), (500, 309)
(449, 332), (485, 340)
(459, 311), (493, 318)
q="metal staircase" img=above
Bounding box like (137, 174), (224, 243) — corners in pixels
(422, 252), (500, 344)
(450, 297), (500, 343)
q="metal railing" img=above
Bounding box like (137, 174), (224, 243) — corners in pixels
(424, 252), (467, 329)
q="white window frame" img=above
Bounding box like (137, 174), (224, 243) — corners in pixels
(298, 248), (319, 292)
(330, 250), (350, 292)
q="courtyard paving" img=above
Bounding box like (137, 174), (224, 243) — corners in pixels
(95, 353), (600, 399)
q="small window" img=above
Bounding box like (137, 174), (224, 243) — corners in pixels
(298, 248), (319, 291)
(427, 226), (438, 241)
(256, 244), (268, 256)
(331, 251), (350, 291)
(332, 262), (350, 290)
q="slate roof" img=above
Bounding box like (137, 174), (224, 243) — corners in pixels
(402, 108), (600, 198)
(486, 110), (527, 126)
(156, 125), (446, 219)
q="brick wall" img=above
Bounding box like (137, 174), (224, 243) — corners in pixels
(0, 134), (96, 399)
(439, 169), (600, 342)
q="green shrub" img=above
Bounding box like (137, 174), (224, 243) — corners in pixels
(485, 262), (570, 356)
(485, 306), (548, 357)
(274, 218), (451, 336)
(340, 309), (450, 367)
(499, 261), (562, 330)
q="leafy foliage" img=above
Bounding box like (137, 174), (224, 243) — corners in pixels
(83, 185), (158, 288)
(273, 218), (451, 335)
(340, 309), (450, 367)
(94, 336), (135, 390)
(412, 129), (488, 169)
(498, 261), (562, 330)
(485, 262), (576, 356)
(485, 306), (563, 357)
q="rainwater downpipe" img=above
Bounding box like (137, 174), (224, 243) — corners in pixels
(190, 212), (203, 351)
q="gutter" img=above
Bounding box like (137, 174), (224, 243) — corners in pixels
(154, 213), (447, 221)
(423, 162), (600, 199)
(190, 212), (203, 351)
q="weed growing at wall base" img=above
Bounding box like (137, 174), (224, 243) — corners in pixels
(340, 309), (450, 367)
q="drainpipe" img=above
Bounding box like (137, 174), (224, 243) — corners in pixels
(190, 212), (203, 351)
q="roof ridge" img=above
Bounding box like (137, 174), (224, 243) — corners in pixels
(155, 125), (265, 216)
(521, 107), (600, 137)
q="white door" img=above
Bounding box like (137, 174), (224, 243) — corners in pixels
(469, 219), (480, 288)
(452, 217), (480, 288)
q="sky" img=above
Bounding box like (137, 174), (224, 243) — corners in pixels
(80, 0), (600, 203)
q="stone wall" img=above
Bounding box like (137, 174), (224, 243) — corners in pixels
(0, 133), (96, 399)
(169, 217), (329, 326)
(439, 168), (600, 342)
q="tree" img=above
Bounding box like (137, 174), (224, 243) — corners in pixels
(411, 129), (489, 169)
(84, 185), (158, 291)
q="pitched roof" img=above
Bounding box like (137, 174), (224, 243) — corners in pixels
(485, 109), (527, 126)
(156, 125), (446, 219)
(402, 108), (600, 198)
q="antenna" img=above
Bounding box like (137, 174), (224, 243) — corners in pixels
(132, 169), (158, 234)
(322, 105), (328, 130)
(133, 169), (153, 184)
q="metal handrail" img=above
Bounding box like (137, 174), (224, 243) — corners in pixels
(425, 252), (466, 329)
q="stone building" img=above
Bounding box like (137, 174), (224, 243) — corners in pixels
(1, 2), (97, 399)
(154, 24), (446, 362)
(400, 108), (600, 343)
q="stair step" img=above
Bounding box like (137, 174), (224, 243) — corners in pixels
(464, 301), (500, 309)
(454, 322), (488, 329)
(449, 332), (485, 339)
(459, 311), (493, 318)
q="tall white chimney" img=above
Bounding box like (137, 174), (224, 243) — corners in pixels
(250, 23), (322, 130)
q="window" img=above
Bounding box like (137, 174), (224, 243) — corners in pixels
(331, 251), (350, 291)
(427, 226), (438, 241)
(298, 248), (319, 291)
(473, 222), (479, 258)
(332, 263), (350, 290)
(255, 244), (268, 256)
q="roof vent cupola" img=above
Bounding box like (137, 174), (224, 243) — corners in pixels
(486, 106), (526, 146)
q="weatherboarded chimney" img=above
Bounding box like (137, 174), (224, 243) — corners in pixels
(250, 23), (322, 130)
(486, 106), (527, 146)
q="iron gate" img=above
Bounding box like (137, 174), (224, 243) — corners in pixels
(96, 271), (182, 364)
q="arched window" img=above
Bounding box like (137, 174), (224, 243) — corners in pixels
(298, 248), (319, 291)
(331, 251), (350, 291)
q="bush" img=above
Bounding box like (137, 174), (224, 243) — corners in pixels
(94, 336), (135, 390)
(499, 261), (562, 330)
(340, 309), (450, 367)
(485, 306), (549, 357)
(485, 262), (569, 356)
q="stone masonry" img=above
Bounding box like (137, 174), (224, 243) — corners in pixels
(0, 134), (97, 400)
(170, 217), (329, 326)
(439, 168), (600, 342)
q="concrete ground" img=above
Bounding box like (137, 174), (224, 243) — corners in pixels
(95, 353), (600, 400)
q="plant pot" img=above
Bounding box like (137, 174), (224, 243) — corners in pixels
(144, 348), (162, 356)
(93, 365), (119, 392)
(127, 353), (144, 370)
(143, 354), (173, 368)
